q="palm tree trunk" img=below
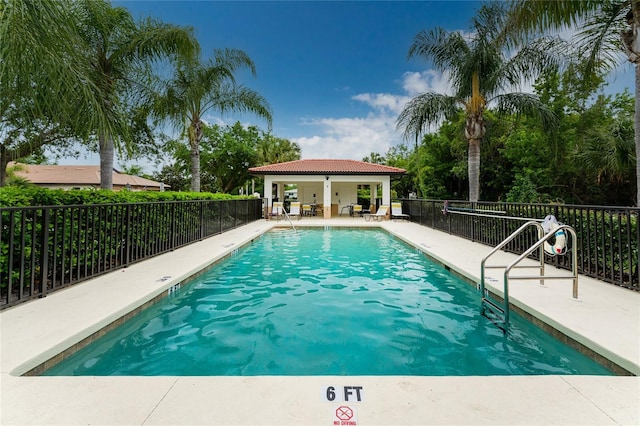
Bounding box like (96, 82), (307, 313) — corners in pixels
(190, 143), (200, 192)
(468, 138), (481, 202)
(189, 120), (203, 192)
(99, 133), (114, 190)
(635, 65), (640, 206)
(627, 1), (640, 206)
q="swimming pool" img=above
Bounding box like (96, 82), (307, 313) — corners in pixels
(43, 228), (613, 376)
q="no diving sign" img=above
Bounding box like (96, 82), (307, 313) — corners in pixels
(323, 386), (363, 425)
(332, 405), (358, 426)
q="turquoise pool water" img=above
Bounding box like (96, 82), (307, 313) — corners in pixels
(43, 228), (612, 376)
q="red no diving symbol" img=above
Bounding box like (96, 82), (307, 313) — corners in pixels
(336, 406), (353, 421)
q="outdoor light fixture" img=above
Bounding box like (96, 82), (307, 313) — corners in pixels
(325, 176), (329, 180)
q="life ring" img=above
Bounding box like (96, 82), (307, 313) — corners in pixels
(541, 215), (567, 256)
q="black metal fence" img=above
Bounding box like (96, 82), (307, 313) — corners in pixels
(0, 198), (264, 310)
(401, 199), (640, 291)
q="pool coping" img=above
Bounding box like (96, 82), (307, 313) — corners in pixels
(1, 218), (639, 425)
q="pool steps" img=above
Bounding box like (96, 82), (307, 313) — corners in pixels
(480, 220), (579, 331)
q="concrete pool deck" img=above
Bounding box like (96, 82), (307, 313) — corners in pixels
(1, 218), (638, 425)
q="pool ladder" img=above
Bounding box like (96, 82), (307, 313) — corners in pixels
(480, 221), (578, 331)
(281, 208), (298, 233)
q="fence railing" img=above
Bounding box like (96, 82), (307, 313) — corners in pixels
(400, 199), (640, 291)
(0, 198), (264, 310)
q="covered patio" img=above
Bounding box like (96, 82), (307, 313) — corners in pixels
(248, 159), (406, 219)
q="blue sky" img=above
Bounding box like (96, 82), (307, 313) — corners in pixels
(75, 1), (633, 170)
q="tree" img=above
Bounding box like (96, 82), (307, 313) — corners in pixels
(1, 0), (99, 185)
(255, 134), (301, 165)
(72, 0), (197, 189)
(153, 48), (272, 192)
(153, 163), (190, 192)
(0, 0), (197, 189)
(362, 152), (386, 164)
(200, 123), (259, 194)
(507, 0), (640, 205)
(397, 1), (557, 202)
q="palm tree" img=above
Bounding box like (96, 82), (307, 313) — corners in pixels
(507, 0), (639, 205)
(1, 0), (100, 184)
(71, 0), (197, 189)
(397, 2), (557, 202)
(153, 48), (272, 192)
(1, 0), (197, 189)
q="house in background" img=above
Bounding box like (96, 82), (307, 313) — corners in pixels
(9, 163), (167, 191)
(249, 159), (406, 219)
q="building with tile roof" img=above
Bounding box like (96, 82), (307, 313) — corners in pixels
(249, 159), (406, 218)
(9, 163), (167, 191)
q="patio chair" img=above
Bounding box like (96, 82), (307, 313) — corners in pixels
(352, 204), (363, 217)
(289, 202), (302, 220)
(302, 204), (313, 216)
(391, 202), (410, 220)
(364, 205), (389, 221)
(269, 202), (284, 221)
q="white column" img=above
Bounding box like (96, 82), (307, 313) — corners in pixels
(263, 176), (273, 218)
(276, 182), (284, 202)
(264, 176), (273, 205)
(323, 177), (332, 218)
(371, 184), (378, 212)
(381, 177), (391, 207)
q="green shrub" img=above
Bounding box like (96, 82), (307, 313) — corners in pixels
(0, 187), (249, 207)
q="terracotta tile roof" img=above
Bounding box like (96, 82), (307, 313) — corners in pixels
(10, 163), (166, 189)
(249, 159), (406, 175)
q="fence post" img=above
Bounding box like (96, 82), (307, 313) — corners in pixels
(200, 201), (205, 240)
(431, 201), (435, 229)
(219, 202), (223, 234)
(171, 202), (177, 250)
(125, 205), (132, 266)
(234, 200), (238, 229)
(38, 208), (50, 298)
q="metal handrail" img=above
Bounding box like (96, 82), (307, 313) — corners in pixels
(480, 221), (579, 328)
(504, 224), (579, 302)
(281, 208), (298, 233)
(480, 220), (545, 300)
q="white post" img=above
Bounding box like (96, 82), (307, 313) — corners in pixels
(371, 184), (378, 212)
(323, 177), (332, 218)
(381, 178), (391, 207)
(264, 177), (273, 205)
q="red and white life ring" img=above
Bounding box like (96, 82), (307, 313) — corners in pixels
(542, 215), (567, 256)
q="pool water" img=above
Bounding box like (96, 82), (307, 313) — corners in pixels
(43, 228), (613, 376)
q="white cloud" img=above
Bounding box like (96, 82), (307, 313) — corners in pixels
(294, 69), (452, 160)
(351, 93), (410, 115)
(402, 70), (453, 96)
(294, 112), (403, 160)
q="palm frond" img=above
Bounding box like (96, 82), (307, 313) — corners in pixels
(130, 18), (199, 64)
(578, 117), (635, 182)
(396, 92), (461, 141)
(492, 92), (558, 127)
(408, 28), (470, 75)
(507, 0), (609, 35)
(575, 1), (628, 75)
(212, 48), (257, 76)
(492, 36), (567, 92)
(208, 84), (273, 130)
